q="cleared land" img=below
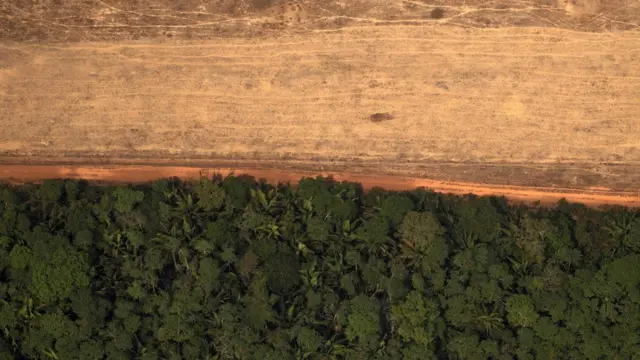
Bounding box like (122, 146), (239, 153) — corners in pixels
(1, 0), (640, 200)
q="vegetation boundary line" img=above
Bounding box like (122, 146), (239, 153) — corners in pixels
(1, 164), (639, 208)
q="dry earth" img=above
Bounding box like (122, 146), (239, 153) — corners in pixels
(1, 0), (640, 200)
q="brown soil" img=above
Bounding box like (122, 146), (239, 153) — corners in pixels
(1, 0), (639, 203)
(1, 0), (638, 42)
(1, 164), (639, 208)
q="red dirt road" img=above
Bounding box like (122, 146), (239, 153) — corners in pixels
(1, 165), (639, 208)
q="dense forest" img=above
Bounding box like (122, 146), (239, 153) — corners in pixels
(0, 175), (639, 360)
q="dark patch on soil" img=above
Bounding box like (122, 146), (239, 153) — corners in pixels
(435, 81), (449, 90)
(430, 8), (445, 19)
(251, 0), (279, 10)
(369, 113), (394, 123)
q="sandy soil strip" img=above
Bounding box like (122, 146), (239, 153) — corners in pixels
(1, 165), (638, 208)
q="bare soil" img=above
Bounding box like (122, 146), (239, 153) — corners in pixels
(2, 0), (639, 42)
(1, 0), (639, 203)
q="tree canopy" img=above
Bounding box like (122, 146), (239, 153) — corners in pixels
(0, 176), (638, 359)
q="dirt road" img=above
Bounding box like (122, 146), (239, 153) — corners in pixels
(1, 0), (640, 200)
(2, 164), (639, 208)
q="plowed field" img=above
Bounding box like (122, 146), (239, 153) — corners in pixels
(1, 0), (639, 204)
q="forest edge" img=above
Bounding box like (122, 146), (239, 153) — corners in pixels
(1, 165), (638, 209)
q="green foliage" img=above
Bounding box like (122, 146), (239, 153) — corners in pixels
(264, 246), (301, 295)
(0, 176), (637, 359)
(391, 291), (439, 345)
(305, 215), (331, 243)
(506, 294), (539, 328)
(38, 180), (62, 204)
(29, 245), (90, 302)
(9, 244), (31, 270)
(379, 194), (415, 228)
(293, 326), (323, 353)
(452, 196), (503, 244)
(112, 186), (145, 214)
(399, 211), (449, 272)
(344, 295), (381, 345)
(194, 176), (227, 211)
